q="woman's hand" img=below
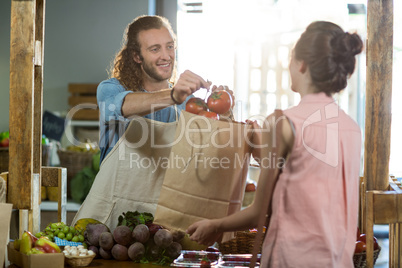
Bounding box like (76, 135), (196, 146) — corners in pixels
(186, 219), (222, 246)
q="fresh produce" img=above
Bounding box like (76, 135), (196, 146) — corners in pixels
(20, 231), (38, 254)
(111, 244), (129, 261)
(15, 231), (61, 255)
(99, 232), (114, 251)
(128, 242), (145, 261)
(132, 224), (150, 243)
(198, 111), (219, 120)
(354, 230), (380, 253)
(37, 221), (85, 243)
(99, 247), (113, 259)
(83, 211), (183, 265)
(113, 225), (133, 246)
(86, 223), (109, 246)
(118, 211), (154, 231)
(35, 238), (61, 253)
(63, 245), (95, 257)
(207, 90), (232, 115)
(74, 218), (104, 234)
(66, 142), (99, 153)
(0, 131), (9, 147)
(165, 242), (182, 259)
(148, 223), (164, 238)
(88, 245), (100, 258)
(186, 97), (208, 115)
(171, 229), (186, 242)
(154, 229), (173, 248)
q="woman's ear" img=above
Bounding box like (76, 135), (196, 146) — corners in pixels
(299, 61), (307, 74)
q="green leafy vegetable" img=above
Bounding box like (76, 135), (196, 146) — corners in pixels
(117, 211), (154, 231)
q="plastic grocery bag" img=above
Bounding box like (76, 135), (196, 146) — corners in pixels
(154, 111), (253, 243)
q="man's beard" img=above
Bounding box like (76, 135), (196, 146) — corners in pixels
(142, 59), (173, 82)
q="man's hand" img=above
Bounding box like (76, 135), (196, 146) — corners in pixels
(172, 70), (211, 104)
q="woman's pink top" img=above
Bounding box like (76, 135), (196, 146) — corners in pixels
(261, 92), (361, 267)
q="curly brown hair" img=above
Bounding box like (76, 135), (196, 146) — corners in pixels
(111, 15), (177, 92)
(294, 21), (363, 95)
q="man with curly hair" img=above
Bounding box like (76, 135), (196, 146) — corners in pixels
(97, 15), (211, 164)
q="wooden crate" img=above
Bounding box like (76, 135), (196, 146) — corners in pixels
(68, 83), (99, 120)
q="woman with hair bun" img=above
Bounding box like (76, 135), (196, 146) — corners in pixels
(187, 21), (363, 267)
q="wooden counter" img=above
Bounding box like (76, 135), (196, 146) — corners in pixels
(8, 259), (164, 268)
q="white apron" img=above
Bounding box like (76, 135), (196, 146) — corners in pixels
(72, 112), (178, 231)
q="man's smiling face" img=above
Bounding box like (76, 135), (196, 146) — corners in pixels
(135, 27), (176, 83)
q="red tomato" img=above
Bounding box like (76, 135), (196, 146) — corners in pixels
(358, 234), (366, 243)
(245, 182), (256, 192)
(200, 259), (211, 268)
(358, 234), (380, 250)
(207, 90), (232, 114)
(355, 240), (366, 253)
(198, 111), (219, 120)
(186, 97), (208, 114)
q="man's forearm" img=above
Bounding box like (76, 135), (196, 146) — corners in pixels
(121, 89), (175, 117)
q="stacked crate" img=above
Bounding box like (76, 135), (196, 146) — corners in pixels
(68, 83), (99, 120)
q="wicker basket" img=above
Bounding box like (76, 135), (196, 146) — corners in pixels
(218, 231), (262, 254)
(0, 144), (52, 173)
(57, 149), (95, 198)
(353, 247), (381, 268)
(65, 254), (95, 267)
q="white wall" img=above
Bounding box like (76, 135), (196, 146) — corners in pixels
(0, 0), (150, 132)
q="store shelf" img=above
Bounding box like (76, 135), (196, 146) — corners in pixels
(40, 200), (81, 212)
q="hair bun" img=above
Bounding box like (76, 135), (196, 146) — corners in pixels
(332, 32), (363, 61)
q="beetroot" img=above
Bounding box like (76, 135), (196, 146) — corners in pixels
(99, 231), (114, 251)
(128, 242), (145, 261)
(111, 244), (129, 261)
(113, 225), (133, 246)
(165, 241), (182, 259)
(132, 224), (150, 243)
(154, 229), (173, 248)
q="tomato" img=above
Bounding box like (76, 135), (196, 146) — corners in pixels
(200, 259), (211, 268)
(198, 111), (219, 120)
(358, 234), (366, 243)
(355, 240), (366, 253)
(245, 182), (256, 192)
(358, 234), (380, 250)
(186, 97), (208, 114)
(207, 90), (232, 114)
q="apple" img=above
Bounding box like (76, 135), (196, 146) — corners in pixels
(0, 138), (9, 147)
